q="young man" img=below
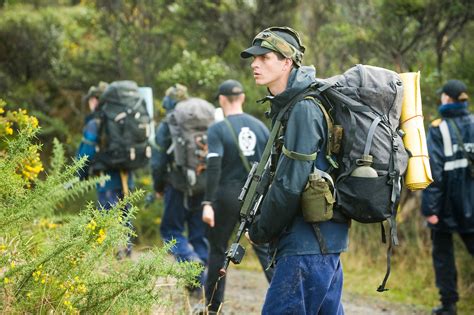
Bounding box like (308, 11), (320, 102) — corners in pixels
(241, 27), (349, 314)
(422, 80), (474, 315)
(150, 84), (209, 286)
(201, 79), (273, 313)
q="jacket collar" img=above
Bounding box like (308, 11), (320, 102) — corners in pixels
(260, 66), (316, 120)
(439, 102), (469, 118)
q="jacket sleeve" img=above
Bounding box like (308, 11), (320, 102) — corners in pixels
(76, 119), (99, 180)
(249, 99), (326, 244)
(204, 124), (223, 203)
(421, 126), (445, 216)
(151, 122), (172, 193)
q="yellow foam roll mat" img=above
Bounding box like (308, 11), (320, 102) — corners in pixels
(399, 72), (433, 190)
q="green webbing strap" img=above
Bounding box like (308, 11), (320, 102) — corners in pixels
(303, 95), (338, 168)
(311, 97), (333, 157)
(282, 145), (317, 161)
(312, 223), (328, 254)
(223, 118), (251, 172)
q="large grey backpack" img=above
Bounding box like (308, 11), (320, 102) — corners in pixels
(167, 98), (215, 196)
(306, 64), (409, 291)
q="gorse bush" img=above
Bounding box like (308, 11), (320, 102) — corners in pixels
(0, 101), (201, 313)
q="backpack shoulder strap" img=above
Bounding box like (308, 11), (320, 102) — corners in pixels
(302, 94), (339, 169)
(223, 118), (251, 172)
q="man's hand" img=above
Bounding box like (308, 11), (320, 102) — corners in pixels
(155, 192), (163, 199)
(427, 215), (439, 225)
(202, 204), (215, 227)
(245, 231), (256, 246)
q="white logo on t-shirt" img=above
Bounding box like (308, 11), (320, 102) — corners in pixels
(238, 127), (257, 156)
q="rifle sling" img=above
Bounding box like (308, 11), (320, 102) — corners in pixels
(223, 118), (251, 172)
(239, 93), (304, 217)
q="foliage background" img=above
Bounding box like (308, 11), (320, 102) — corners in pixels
(1, 0), (473, 313)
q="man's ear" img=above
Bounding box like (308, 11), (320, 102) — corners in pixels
(239, 93), (246, 104)
(218, 94), (228, 107)
(282, 58), (293, 71)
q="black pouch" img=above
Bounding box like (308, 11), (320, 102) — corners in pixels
(337, 174), (392, 223)
(301, 175), (334, 223)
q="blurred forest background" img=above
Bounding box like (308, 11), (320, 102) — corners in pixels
(1, 0), (473, 313)
(1, 0), (473, 153)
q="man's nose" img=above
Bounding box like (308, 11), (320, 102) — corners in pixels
(251, 59), (258, 69)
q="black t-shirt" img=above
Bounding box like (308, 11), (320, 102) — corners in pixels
(207, 113), (269, 185)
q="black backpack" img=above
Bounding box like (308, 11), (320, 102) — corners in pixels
(93, 80), (152, 171)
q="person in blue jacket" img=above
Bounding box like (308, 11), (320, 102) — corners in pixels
(422, 79), (474, 315)
(76, 82), (134, 257)
(240, 27), (349, 314)
(150, 84), (209, 288)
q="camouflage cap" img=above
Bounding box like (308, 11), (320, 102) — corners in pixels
(165, 83), (189, 101)
(240, 26), (306, 67)
(85, 81), (109, 100)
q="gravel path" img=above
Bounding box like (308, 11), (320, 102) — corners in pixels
(216, 268), (428, 315)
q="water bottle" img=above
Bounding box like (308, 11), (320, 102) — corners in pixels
(351, 154), (378, 178)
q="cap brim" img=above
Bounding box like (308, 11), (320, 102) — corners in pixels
(240, 46), (274, 58)
(436, 87), (444, 95)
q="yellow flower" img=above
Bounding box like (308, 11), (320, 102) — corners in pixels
(10, 261), (15, 269)
(0, 244), (6, 253)
(77, 284), (87, 294)
(96, 228), (106, 244)
(86, 219), (97, 231)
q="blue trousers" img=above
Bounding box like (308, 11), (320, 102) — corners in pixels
(160, 186), (209, 283)
(262, 254), (344, 315)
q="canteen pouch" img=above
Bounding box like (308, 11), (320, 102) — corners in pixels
(301, 176), (335, 223)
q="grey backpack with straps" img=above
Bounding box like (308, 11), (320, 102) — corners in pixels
(167, 97), (215, 196)
(301, 64), (409, 291)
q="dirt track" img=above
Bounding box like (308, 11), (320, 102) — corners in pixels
(217, 268), (428, 315)
(152, 267), (429, 314)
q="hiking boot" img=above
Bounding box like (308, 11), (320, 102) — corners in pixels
(432, 304), (457, 315)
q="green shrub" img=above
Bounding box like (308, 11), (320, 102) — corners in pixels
(0, 100), (201, 313)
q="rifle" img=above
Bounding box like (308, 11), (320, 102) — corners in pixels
(218, 93), (303, 277)
(219, 158), (272, 276)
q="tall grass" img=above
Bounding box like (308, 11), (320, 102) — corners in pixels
(342, 190), (473, 314)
